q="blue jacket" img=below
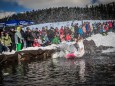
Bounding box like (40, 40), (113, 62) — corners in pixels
(78, 28), (83, 35)
(86, 24), (89, 31)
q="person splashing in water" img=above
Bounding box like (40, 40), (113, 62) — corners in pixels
(65, 36), (85, 59)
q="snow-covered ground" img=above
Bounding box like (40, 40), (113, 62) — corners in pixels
(87, 32), (115, 47)
(87, 32), (115, 53)
(1, 44), (58, 55)
(102, 48), (115, 53)
(22, 20), (112, 31)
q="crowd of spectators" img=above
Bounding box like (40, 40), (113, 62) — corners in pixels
(0, 2), (115, 24)
(0, 20), (115, 53)
(0, 2), (115, 53)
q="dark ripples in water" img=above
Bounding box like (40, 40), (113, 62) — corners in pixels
(1, 56), (115, 86)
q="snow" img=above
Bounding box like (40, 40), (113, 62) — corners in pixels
(22, 44), (58, 51)
(23, 20), (82, 31)
(102, 48), (115, 53)
(22, 20), (111, 31)
(1, 50), (16, 55)
(86, 32), (115, 47)
(0, 44), (58, 55)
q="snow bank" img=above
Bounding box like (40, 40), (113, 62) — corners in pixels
(0, 44), (58, 55)
(102, 48), (115, 53)
(1, 50), (16, 55)
(22, 44), (58, 51)
(87, 32), (115, 47)
(22, 20), (82, 31)
(23, 20), (112, 30)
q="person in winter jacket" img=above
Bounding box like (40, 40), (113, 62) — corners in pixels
(93, 23), (98, 34)
(55, 27), (59, 36)
(85, 22), (89, 33)
(78, 25), (83, 37)
(34, 28), (40, 38)
(113, 21), (115, 32)
(25, 27), (34, 47)
(66, 33), (71, 42)
(60, 26), (64, 35)
(52, 35), (60, 44)
(108, 21), (113, 31)
(33, 38), (40, 47)
(74, 23), (79, 36)
(99, 24), (104, 34)
(103, 24), (109, 35)
(60, 34), (65, 42)
(37, 36), (43, 46)
(42, 33), (50, 46)
(47, 28), (54, 42)
(70, 23), (75, 33)
(0, 31), (12, 52)
(15, 26), (23, 51)
(82, 23), (86, 39)
(9, 28), (16, 51)
(0, 41), (3, 53)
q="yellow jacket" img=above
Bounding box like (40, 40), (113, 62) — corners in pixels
(0, 34), (12, 46)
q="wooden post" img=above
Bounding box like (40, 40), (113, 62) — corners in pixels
(18, 53), (22, 65)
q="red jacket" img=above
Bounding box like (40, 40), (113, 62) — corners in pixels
(66, 34), (71, 41)
(33, 39), (41, 47)
(60, 28), (64, 35)
(108, 22), (113, 28)
(104, 25), (109, 31)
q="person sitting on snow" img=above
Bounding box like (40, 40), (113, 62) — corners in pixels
(37, 36), (43, 46)
(33, 38), (40, 47)
(52, 35), (60, 44)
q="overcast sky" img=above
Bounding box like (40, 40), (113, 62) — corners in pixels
(0, 0), (115, 19)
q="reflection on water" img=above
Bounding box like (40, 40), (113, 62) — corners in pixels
(52, 58), (86, 82)
(1, 56), (115, 86)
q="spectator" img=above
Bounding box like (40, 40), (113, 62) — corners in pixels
(15, 26), (23, 51)
(25, 27), (34, 47)
(0, 31), (12, 52)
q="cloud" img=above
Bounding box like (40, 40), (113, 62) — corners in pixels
(16, 0), (91, 9)
(3, 0), (115, 10)
(0, 11), (15, 19)
(3, 0), (114, 10)
(99, 0), (115, 4)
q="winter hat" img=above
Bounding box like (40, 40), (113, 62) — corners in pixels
(17, 26), (21, 32)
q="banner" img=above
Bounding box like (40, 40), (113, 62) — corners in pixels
(5, 20), (19, 26)
(0, 23), (5, 27)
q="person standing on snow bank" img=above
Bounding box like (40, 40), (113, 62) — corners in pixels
(9, 28), (16, 51)
(15, 26), (23, 51)
(0, 31), (12, 52)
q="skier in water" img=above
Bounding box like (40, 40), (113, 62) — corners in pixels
(74, 36), (85, 57)
(65, 36), (85, 59)
(54, 35), (85, 59)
